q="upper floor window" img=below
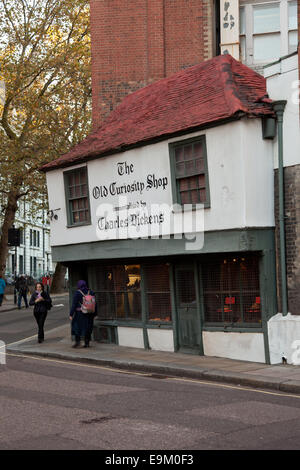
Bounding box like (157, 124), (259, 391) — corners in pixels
(64, 166), (91, 227)
(30, 229), (40, 248)
(239, 0), (298, 67)
(169, 136), (210, 207)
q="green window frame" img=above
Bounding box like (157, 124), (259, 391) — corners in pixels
(64, 166), (91, 227)
(169, 135), (210, 208)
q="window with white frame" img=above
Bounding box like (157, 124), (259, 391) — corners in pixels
(239, 0), (298, 67)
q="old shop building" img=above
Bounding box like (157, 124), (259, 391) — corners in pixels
(42, 54), (281, 363)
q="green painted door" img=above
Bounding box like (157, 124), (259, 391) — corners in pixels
(175, 265), (202, 352)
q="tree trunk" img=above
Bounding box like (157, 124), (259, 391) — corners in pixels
(50, 262), (67, 294)
(0, 190), (19, 277)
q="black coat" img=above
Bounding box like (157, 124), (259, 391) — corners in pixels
(29, 291), (52, 314)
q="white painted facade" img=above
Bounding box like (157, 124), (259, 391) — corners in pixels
(265, 53), (300, 168)
(117, 327), (174, 352)
(2, 199), (54, 278)
(46, 114), (278, 363)
(117, 327), (144, 349)
(46, 118), (275, 247)
(203, 331), (266, 363)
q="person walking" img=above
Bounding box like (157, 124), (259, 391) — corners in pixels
(29, 282), (52, 343)
(0, 275), (6, 307)
(16, 275), (29, 309)
(69, 280), (97, 348)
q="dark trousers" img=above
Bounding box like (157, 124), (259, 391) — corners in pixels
(0, 294), (3, 306)
(18, 292), (28, 308)
(74, 332), (91, 346)
(34, 312), (47, 340)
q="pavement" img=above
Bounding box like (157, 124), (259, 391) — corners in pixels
(3, 307), (300, 395)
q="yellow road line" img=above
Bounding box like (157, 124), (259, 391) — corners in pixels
(5, 352), (150, 376)
(5, 351), (300, 399)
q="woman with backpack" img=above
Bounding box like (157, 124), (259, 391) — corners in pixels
(69, 280), (97, 348)
(29, 282), (52, 343)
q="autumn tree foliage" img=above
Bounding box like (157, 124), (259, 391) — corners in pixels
(0, 0), (92, 278)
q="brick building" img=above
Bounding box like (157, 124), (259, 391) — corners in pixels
(90, 0), (218, 129)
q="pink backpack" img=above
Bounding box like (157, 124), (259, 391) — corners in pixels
(78, 289), (96, 314)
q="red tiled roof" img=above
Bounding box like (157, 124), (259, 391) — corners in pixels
(41, 54), (274, 172)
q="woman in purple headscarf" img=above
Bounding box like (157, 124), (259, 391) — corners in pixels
(69, 280), (97, 348)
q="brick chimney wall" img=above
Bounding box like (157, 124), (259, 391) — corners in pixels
(90, 0), (215, 130)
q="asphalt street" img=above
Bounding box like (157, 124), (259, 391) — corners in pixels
(0, 294), (70, 345)
(1, 352), (300, 450)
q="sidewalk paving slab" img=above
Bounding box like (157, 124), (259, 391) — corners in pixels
(5, 323), (300, 395)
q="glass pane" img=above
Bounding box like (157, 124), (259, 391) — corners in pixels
(68, 173), (74, 186)
(126, 291), (142, 319)
(199, 188), (206, 203)
(97, 291), (116, 320)
(195, 158), (204, 172)
(126, 265), (141, 290)
(288, 30), (298, 53)
(253, 33), (280, 62)
(73, 212), (80, 223)
(71, 200), (78, 210)
(175, 146), (184, 162)
(145, 264), (169, 291)
(193, 142), (203, 158)
(177, 269), (196, 305)
(179, 178), (190, 191)
(253, 4), (280, 34)
(239, 7), (245, 34)
(189, 176), (198, 190)
(145, 265), (171, 322)
(81, 184), (87, 196)
(75, 172), (80, 185)
(147, 293), (172, 321)
(184, 144), (193, 160)
(75, 185), (81, 197)
(80, 169), (87, 183)
(79, 211), (86, 222)
(288, 1), (297, 29)
(185, 159), (196, 175)
(198, 174), (205, 187)
(202, 255), (261, 324)
(176, 161), (185, 176)
(180, 191), (191, 204)
(190, 190), (199, 204)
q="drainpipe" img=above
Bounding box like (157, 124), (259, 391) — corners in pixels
(273, 100), (288, 316)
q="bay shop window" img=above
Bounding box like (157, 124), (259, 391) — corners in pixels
(92, 254), (262, 328)
(201, 254), (261, 325)
(93, 264), (172, 323)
